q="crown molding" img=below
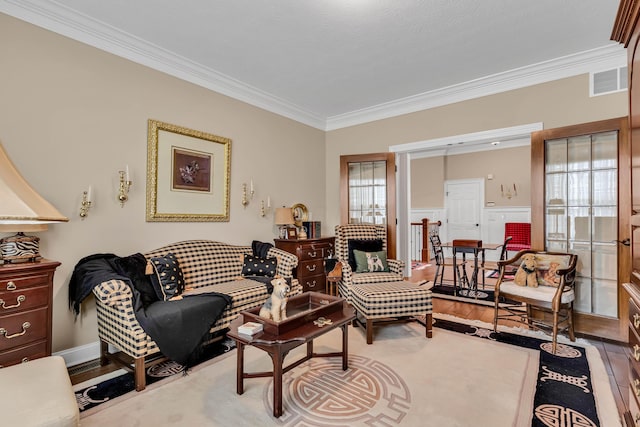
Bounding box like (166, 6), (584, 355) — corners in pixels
(0, 0), (326, 129)
(1, 1), (628, 132)
(325, 45), (627, 131)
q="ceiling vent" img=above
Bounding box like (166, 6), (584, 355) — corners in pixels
(591, 66), (628, 96)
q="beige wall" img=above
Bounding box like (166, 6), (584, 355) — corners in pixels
(326, 76), (627, 228)
(411, 146), (531, 208)
(0, 14), (325, 352)
(0, 12), (629, 357)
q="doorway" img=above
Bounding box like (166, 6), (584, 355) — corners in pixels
(444, 178), (484, 242)
(392, 122), (543, 276)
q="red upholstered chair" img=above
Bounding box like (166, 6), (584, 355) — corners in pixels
(504, 222), (531, 253)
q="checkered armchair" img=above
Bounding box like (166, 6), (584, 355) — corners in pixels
(334, 224), (405, 302)
(92, 240), (301, 391)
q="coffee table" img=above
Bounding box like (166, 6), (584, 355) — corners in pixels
(227, 292), (356, 418)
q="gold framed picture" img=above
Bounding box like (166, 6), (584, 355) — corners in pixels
(146, 119), (231, 222)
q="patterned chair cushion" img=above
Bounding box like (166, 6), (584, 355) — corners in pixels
(350, 281), (433, 320)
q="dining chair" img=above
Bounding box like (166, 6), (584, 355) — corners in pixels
(493, 250), (578, 354)
(451, 239), (482, 296)
(429, 234), (467, 288)
(477, 236), (513, 288)
(504, 222), (531, 254)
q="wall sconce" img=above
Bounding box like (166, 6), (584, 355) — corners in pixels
(79, 186), (92, 219)
(260, 196), (271, 217)
(501, 183), (517, 199)
(242, 179), (254, 208)
(118, 165), (132, 207)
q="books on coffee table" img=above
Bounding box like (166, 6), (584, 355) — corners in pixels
(238, 322), (263, 335)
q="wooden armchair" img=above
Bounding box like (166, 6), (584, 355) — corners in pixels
(493, 250), (578, 354)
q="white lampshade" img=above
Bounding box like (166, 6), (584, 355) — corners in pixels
(0, 142), (68, 225)
(0, 142), (68, 262)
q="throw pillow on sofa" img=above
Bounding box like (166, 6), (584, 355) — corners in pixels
(241, 254), (277, 277)
(149, 252), (185, 301)
(347, 239), (383, 271)
(353, 249), (390, 273)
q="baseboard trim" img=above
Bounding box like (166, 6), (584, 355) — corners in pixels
(54, 341), (118, 368)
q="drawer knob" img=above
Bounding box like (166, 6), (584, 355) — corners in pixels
(307, 251), (318, 258)
(0, 295), (25, 310)
(635, 379), (640, 397)
(634, 344), (640, 362)
(6, 281), (16, 291)
(307, 280), (317, 288)
(635, 313), (640, 329)
(0, 322), (30, 339)
(21, 357), (29, 363)
(306, 265), (317, 272)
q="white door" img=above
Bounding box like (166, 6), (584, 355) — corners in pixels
(445, 179), (483, 241)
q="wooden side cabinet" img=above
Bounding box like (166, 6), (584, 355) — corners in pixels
(0, 259), (60, 367)
(275, 237), (335, 293)
(624, 283), (640, 426)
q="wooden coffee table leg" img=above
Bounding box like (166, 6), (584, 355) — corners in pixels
(271, 350), (284, 418)
(342, 323), (349, 370)
(236, 341), (245, 395)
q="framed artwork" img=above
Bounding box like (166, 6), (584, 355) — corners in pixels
(146, 119), (231, 222)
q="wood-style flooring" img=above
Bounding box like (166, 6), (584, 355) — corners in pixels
(68, 262), (631, 423)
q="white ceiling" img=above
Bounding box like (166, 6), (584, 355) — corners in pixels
(0, 0), (626, 130)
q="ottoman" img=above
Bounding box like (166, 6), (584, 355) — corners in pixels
(350, 280), (433, 344)
(0, 356), (79, 427)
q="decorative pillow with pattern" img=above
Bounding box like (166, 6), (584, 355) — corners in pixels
(534, 254), (571, 287)
(353, 249), (390, 273)
(149, 252), (185, 301)
(347, 239), (383, 271)
(241, 255), (277, 277)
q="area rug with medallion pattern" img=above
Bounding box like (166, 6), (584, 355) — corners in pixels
(76, 315), (621, 426)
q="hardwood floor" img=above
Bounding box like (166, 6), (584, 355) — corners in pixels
(412, 262), (630, 423)
(68, 262), (631, 423)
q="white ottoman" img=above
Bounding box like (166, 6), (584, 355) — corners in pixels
(0, 356), (79, 427)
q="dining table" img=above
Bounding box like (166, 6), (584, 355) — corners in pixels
(441, 240), (503, 297)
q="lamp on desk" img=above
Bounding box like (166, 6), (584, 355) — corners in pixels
(274, 207), (295, 239)
(0, 142), (68, 263)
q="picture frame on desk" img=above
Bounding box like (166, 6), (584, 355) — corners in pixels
(286, 226), (298, 239)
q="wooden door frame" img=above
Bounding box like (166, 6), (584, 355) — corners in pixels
(340, 153), (397, 259)
(531, 116), (630, 341)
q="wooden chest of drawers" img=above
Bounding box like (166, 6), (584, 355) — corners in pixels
(0, 259), (60, 367)
(275, 237), (335, 293)
(624, 283), (640, 426)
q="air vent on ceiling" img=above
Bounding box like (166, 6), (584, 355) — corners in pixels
(591, 66), (628, 96)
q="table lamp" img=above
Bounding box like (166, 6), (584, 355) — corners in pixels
(0, 142), (68, 263)
(274, 207), (294, 239)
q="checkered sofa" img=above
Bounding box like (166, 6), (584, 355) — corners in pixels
(92, 239), (301, 391)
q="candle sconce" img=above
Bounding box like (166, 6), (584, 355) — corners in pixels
(241, 179), (255, 208)
(118, 167), (132, 207)
(79, 187), (92, 219)
(501, 183), (517, 199)
(260, 196), (271, 217)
